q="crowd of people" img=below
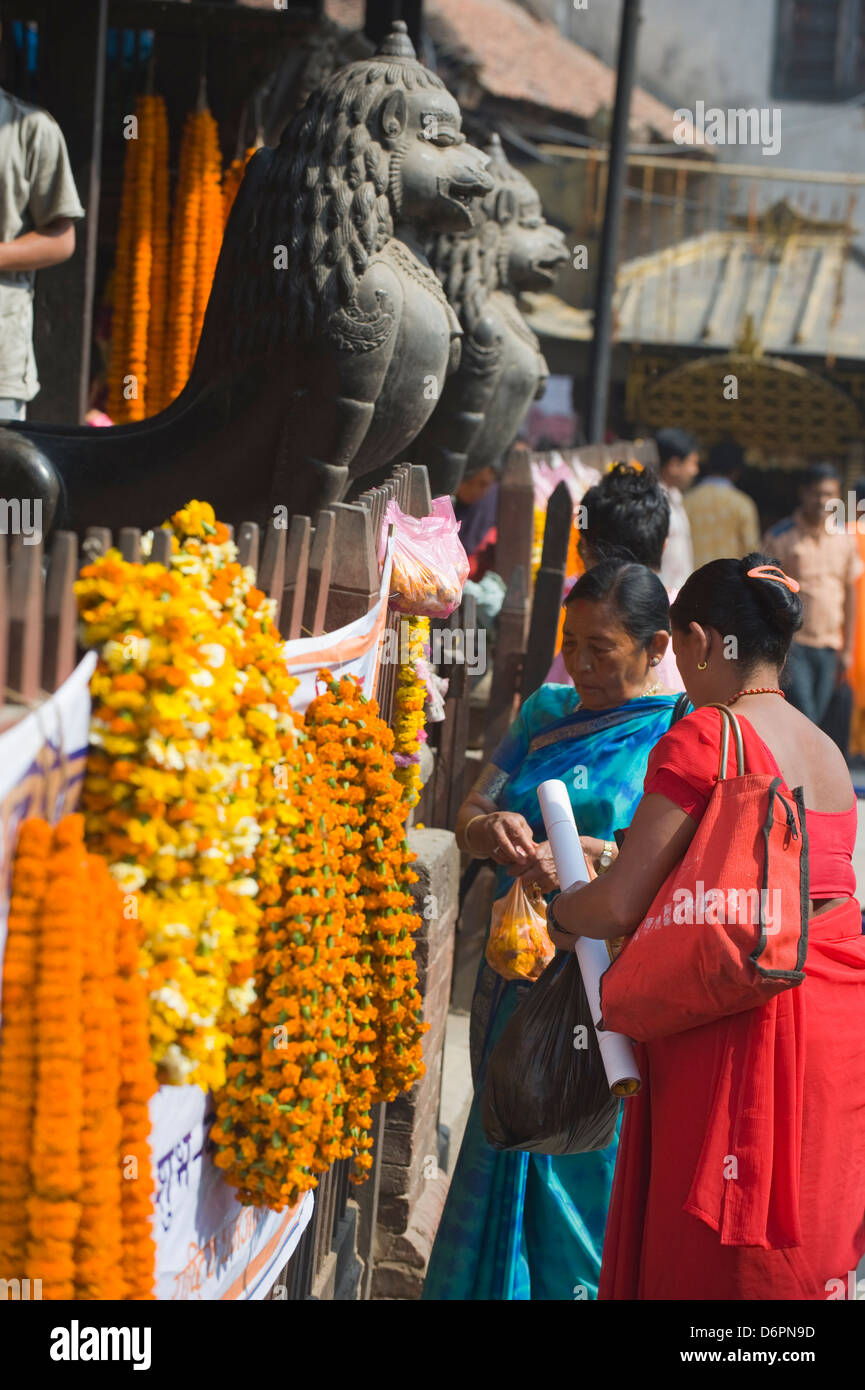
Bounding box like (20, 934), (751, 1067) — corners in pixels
(424, 436), (865, 1301)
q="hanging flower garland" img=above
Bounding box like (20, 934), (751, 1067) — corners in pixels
(193, 108), (224, 362)
(0, 818), (50, 1281)
(165, 107), (223, 404)
(108, 93), (169, 422)
(211, 724), (356, 1210)
(222, 144), (258, 227)
(27, 816), (86, 1300)
(308, 675), (427, 1106)
(145, 96), (170, 417)
(76, 501), (301, 1089)
(0, 816), (157, 1300)
(75, 848), (125, 1299)
(531, 504), (546, 585)
(114, 869), (159, 1300)
(392, 615), (429, 809)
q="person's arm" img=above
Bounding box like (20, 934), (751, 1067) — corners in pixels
(838, 579), (858, 684)
(547, 791), (697, 945)
(838, 538), (864, 684)
(0, 217), (75, 272)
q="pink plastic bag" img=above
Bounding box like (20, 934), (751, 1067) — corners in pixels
(379, 496), (470, 618)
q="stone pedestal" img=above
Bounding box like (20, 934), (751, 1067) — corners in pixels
(371, 827), (459, 1299)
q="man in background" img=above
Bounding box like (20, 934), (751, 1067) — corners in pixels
(763, 463), (862, 745)
(0, 73), (84, 419)
(684, 440), (761, 568)
(655, 427), (698, 591)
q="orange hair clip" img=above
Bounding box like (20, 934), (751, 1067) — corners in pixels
(746, 564), (800, 593)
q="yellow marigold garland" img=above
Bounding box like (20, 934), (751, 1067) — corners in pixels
(392, 615), (429, 809)
(76, 502), (299, 1090)
(531, 504), (546, 585)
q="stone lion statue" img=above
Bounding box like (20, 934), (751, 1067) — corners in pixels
(412, 133), (568, 495)
(0, 23), (492, 535)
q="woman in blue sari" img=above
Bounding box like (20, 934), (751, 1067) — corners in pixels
(423, 561), (684, 1300)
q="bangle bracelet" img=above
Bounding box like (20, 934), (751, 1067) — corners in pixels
(463, 814), (487, 856)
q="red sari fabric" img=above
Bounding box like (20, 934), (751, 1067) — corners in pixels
(599, 710), (865, 1300)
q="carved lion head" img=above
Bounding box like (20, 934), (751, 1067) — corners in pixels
(219, 23), (490, 363)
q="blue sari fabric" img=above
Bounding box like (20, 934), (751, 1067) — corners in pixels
(423, 684), (679, 1301)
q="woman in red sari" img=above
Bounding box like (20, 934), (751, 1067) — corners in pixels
(548, 553), (865, 1300)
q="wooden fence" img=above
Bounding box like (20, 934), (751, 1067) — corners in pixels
(0, 459), (475, 1302)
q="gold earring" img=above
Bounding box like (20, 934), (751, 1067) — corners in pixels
(697, 660), (708, 670)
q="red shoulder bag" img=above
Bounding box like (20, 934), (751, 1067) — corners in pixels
(599, 705), (809, 1041)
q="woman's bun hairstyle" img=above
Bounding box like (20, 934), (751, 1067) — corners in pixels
(737, 552), (803, 647)
(670, 552), (802, 669)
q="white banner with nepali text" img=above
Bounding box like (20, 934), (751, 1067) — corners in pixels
(149, 1084), (313, 1300)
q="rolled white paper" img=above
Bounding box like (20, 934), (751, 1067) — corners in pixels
(538, 779), (641, 1097)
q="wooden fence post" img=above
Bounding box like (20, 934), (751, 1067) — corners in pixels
(8, 537), (44, 701)
(150, 528), (173, 566)
(408, 463), (433, 519)
(280, 515), (310, 640)
(259, 519), (288, 632)
(302, 510), (335, 639)
(495, 443), (534, 588)
(42, 531), (79, 694)
(237, 521), (260, 573)
(483, 565), (528, 763)
(430, 592), (476, 830)
(521, 481), (572, 702)
(325, 503), (379, 630)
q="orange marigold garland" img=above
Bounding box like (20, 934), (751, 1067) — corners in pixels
(303, 678), (382, 1178)
(108, 94), (169, 422)
(165, 111), (201, 403)
(193, 107), (223, 359)
(75, 851), (126, 1299)
(166, 106), (223, 403)
(115, 889), (158, 1299)
(26, 815), (86, 1300)
(211, 725), (356, 1210)
(222, 144), (257, 227)
(308, 675), (427, 1107)
(145, 96), (170, 416)
(0, 816), (157, 1299)
(0, 818), (50, 1279)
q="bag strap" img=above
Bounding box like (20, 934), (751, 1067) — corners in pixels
(703, 702), (745, 780)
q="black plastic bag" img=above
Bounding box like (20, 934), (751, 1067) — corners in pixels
(481, 951), (620, 1155)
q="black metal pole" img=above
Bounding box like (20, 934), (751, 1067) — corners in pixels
(585, 0), (642, 444)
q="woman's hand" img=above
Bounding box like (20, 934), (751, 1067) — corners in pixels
(580, 835), (616, 874)
(511, 838), (558, 892)
(547, 882), (586, 950)
(470, 811), (536, 867)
